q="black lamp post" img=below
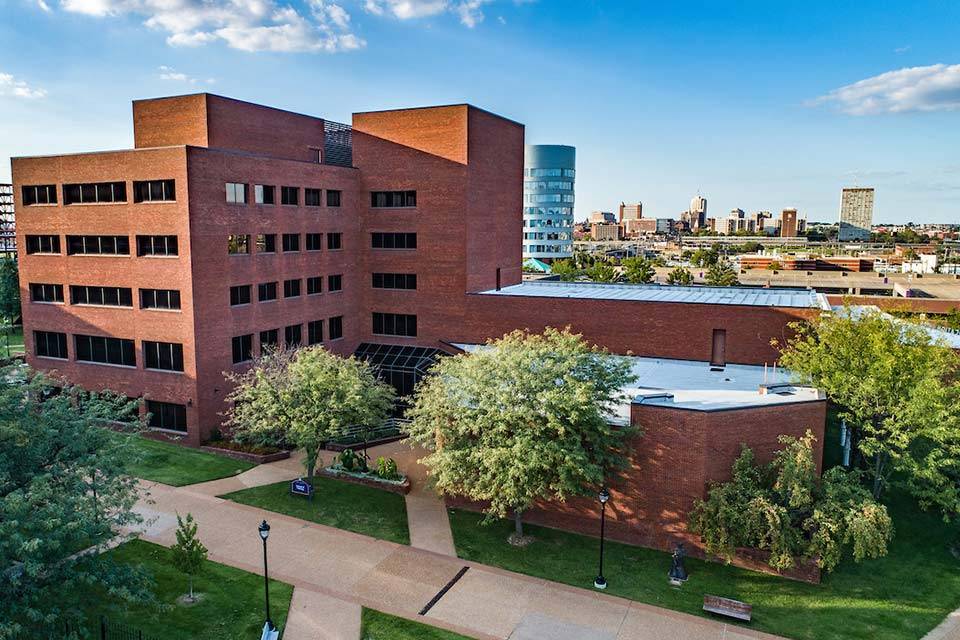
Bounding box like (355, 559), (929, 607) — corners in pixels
(594, 487), (610, 590)
(258, 520), (274, 631)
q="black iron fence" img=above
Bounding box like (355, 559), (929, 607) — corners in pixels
(63, 617), (164, 640)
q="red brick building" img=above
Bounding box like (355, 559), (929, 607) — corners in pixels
(13, 94), (828, 555)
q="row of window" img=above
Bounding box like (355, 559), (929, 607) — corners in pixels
(34, 330), (184, 372)
(371, 191), (417, 208)
(231, 317), (343, 364)
(523, 168), (576, 178)
(372, 312), (417, 337)
(229, 274), (342, 306)
(225, 183), (343, 208)
(227, 232), (342, 255)
(22, 180), (176, 205)
(25, 234), (177, 257)
(524, 194), (576, 204)
(30, 283), (181, 310)
(523, 181), (573, 191)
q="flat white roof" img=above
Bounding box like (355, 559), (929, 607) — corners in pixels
(450, 344), (822, 420)
(835, 305), (960, 349)
(477, 281), (831, 309)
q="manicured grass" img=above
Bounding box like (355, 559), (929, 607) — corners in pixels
(361, 608), (472, 640)
(0, 326), (23, 357)
(92, 539), (293, 640)
(220, 476), (410, 544)
(120, 433), (255, 486)
(450, 490), (960, 640)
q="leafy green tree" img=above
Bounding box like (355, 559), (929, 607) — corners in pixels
(0, 368), (150, 638)
(406, 328), (637, 542)
(690, 248), (720, 268)
(666, 267), (693, 285)
(171, 513), (207, 602)
(690, 432), (893, 573)
(705, 261), (740, 286)
(621, 257), (655, 284)
(586, 261), (618, 283)
(767, 260), (782, 271)
(777, 308), (960, 510)
(0, 256), (20, 324)
(550, 259), (580, 282)
(225, 346), (395, 481)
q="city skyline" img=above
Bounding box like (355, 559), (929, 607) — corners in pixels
(1, 1), (959, 223)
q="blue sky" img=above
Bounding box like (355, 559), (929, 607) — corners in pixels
(1, 0), (958, 223)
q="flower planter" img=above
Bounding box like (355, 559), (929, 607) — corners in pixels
(200, 445), (290, 464)
(320, 466), (411, 495)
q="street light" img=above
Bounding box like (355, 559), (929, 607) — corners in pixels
(594, 488), (610, 590)
(258, 520), (274, 631)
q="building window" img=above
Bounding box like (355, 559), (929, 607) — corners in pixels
(306, 276), (322, 295)
(66, 235), (130, 256)
(26, 235), (61, 255)
(285, 324), (302, 347)
(281, 186), (299, 205)
(140, 288), (181, 310)
(258, 282), (278, 302)
(304, 188), (322, 207)
(371, 232), (416, 249)
(230, 285), (251, 306)
(225, 182), (247, 204)
(283, 278), (301, 298)
(63, 182), (126, 205)
(327, 274), (342, 292)
(373, 312), (417, 337)
(372, 273), (417, 290)
(327, 190), (341, 207)
(371, 191), (416, 208)
(232, 334), (253, 364)
(70, 285), (133, 307)
(305, 233), (323, 251)
(255, 184), (275, 205)
(146, 400), (187, 432)
(308, 320), (323, 345)
(22, 185), (57, 205)
(75, 334), (136, 367)
(136, 235), (178, 257)
(259, 328), (278, 353)
(34, 330), (68, 359)
(228, 234), (250, 255)
(133, 179), (175, 203)
(327, 233), (342, 250)
(29, 283), (64, 303)
(329, 316), (343, 340)
(256, 234), (276, 253)
(144, 341), (184, 372)
(282, 233), (300, 252)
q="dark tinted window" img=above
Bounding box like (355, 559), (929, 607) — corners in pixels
(66, 235), (129, 255)
(256, 234), (276, 253)
(308, 320), (323, 345)
(30, 283), (64, 303)
(258, 282), (277, 301)
(285, 324), (302, 347)
(329, 316), (343, 340)
(255, 185), (275, 205)
(371, 190), (416, 208)
(372, 273), (417, 290)
(327, 232), (342, 250)
(34, 330), (68, 359)
(70, 285), (133, 307)
(232, 334), (253, 364)
(146, 400), (187, 432)
(230, 285), (252, 306)
(133, 179), (175, 202)
(22, 185), (57, 205)
(305, 233), (323, 251)
(283, 279), (301, 298)
(63, 181), (126, 204)
(306, 276), (322, 295)
(281, 186), (299, 205)
(304, 188), (322, 207)
(140, 288), (181, 310)
(328, 274), (342, 292)
(371, 232), (416, 249)
(259, 329), (279, 353)
(144, 341), (184, 372)
(326, 190), (341, 207)
(373, 312), (417, 337)
(25, 235), (61, 254)
(136, 235), (178, 256)
(282, 233), (300, 252)
(74, 334), (136, 367)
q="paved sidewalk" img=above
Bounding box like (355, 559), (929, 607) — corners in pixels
(283, 587), (361, 640)
(925, 608), (960, 640)
(132, 479), (784, 640)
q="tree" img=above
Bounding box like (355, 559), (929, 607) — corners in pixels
(225, 346), (395, 481)
(766, 260), (782, 271)
(621, 257), (655, 284)
(666, 267), (693, 285)
(406, 328), (637, 543)
(705, 261), (740, 286)
(0, 368), (151, 638)
(690, 248), (720, 268)
(776, 308), (960, 512)
(550, 259), (579, 282)
(0, 256), (20, 324)
(586, 261), (618, 283)
(690, 432), (893, 573)
(171, 513), (207, 602)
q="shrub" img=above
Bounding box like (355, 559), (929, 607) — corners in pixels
(376, 456), (400, 481)
(338, 448), (358, 471)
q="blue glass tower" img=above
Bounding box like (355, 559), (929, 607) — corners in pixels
(523, 145), (575, 262)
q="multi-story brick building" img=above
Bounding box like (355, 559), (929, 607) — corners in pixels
(13, 94), (829, 559)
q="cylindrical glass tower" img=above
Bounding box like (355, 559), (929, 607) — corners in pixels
(523, 145), (575, 262)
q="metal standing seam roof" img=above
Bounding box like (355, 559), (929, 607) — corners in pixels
(477, 281), (831, 309)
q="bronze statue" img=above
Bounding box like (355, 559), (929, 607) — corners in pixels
(668, 543), (688, 582)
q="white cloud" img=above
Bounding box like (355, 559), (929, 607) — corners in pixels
(894, 45), (911, 54)
(810, 64), (960, 115)
(158, 65), (215, 84)
(363, 0), (491, 27)
(0, 72), (47, 99)
(58, 0), (365, 53)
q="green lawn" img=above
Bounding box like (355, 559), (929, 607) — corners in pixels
(220, 476), (410, 544)
(120, 433), (255, 486)
(92, 539), (293, 640)
(361, 608), (472, 640)
(1, 326), (23, 357)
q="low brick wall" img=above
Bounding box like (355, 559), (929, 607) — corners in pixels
(319, 467), (411, 495)
(200, 445), (290, 464)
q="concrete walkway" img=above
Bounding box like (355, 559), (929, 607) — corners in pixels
(131, 478), (784, 640)
(924, 608), (960, 640)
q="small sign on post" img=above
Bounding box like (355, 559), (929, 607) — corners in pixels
(261, 621), (280, 640)
(290, 477), (314, 500)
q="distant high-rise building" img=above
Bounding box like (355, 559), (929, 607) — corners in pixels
(690, 194), (707, 229)
(590, 211), (616, 223)
(779, 208), (799, 238)
(838, 187), (875, 241)
(523, 145), (575, 262)
(619, 202), (643, 236)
